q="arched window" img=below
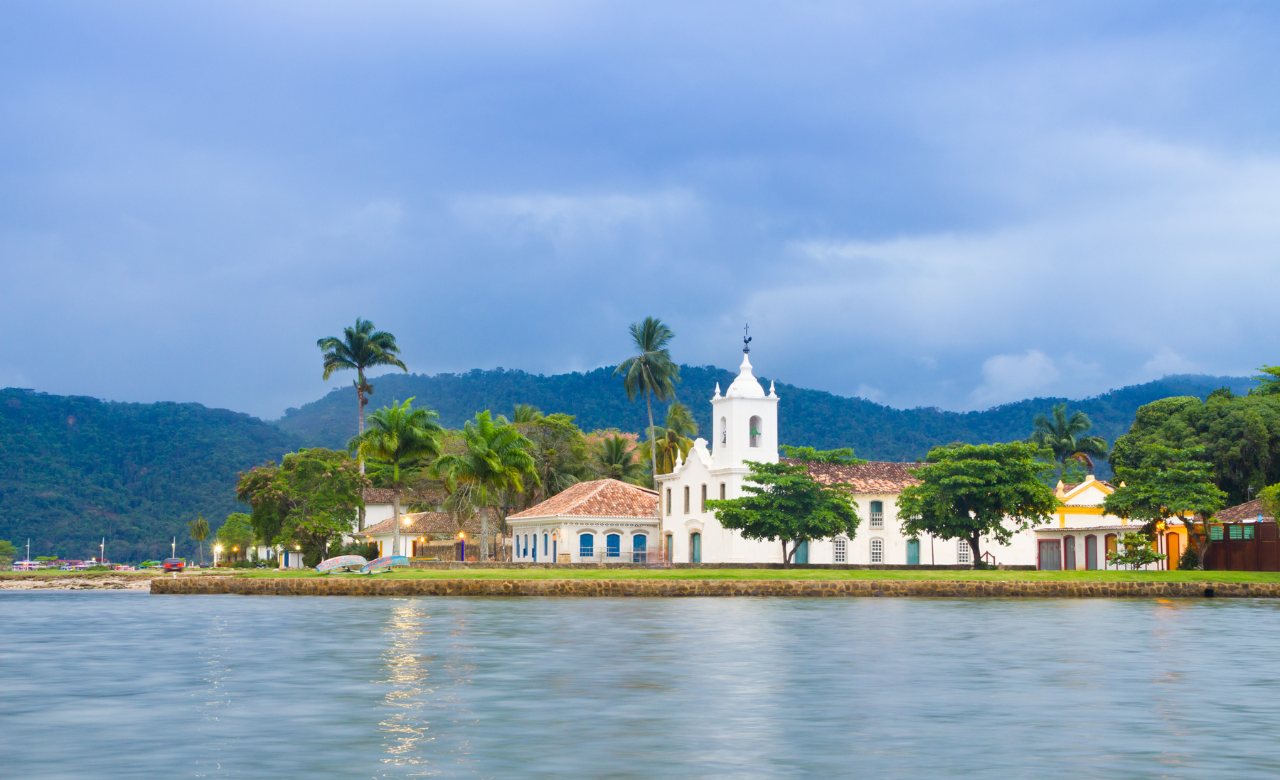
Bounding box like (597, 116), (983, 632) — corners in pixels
(720, 483), (726, 500)
(684, 486), (690, 514)
(543, 533), (549, 558)
(606, 533), (621, 558)
(833, 538), (847, 564)
(749, 415), (762, 447)
(531, 533), (537, 562)
(870, 538), (884, 563)
(666, 489), (672, 516)
(870, 501), (884, 529)
(720, 417), (727, 445)
(523, 534), (529, 558)
(957, 540), (971, 564)
(632, 534), (648, 563)
(689, 532), (702, 564)
(580, 533), (594, 559)
(701, 484), (707, 513)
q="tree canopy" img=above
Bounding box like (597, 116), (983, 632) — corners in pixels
(1028, 403), (1108, 477)
(778, 445), (865, 464)
(1250, 365), (1280, 396)
(707, 460), (859, 565)
(235, 447), (369, 565)
(897, 442), (1059, 563)
(1109, 391), (1280, 504)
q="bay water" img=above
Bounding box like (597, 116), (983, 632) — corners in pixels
(3, 591), (1279, 778)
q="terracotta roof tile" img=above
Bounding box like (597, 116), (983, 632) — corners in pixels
(362, 488), (445, 506)
(1216, 499), (1275, 523)
(508, 479), (658, 520)
(784, 459), (922, 494)
(354, 512), (483, 537)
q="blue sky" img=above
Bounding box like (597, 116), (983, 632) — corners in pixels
(2, 1), (1278, 419)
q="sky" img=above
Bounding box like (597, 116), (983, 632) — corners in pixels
(2, 0), (1278, 419)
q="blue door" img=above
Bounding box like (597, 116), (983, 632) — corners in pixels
(632, 535), (647, 563)
(532, 535), (537, 562)
(606, 534), (621, 558)
(793, 540), (809, 564)
(906, 539), (920, 565)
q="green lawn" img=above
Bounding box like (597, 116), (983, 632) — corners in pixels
(228, 568), (1280, 583)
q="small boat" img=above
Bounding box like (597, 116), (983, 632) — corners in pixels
(359, 555), (411, 574)
(316, 555), (368, 574)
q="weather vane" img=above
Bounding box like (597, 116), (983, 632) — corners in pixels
(743, 323), (752, 354)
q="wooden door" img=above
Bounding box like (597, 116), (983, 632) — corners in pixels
(1166, 533), (1180, 570)
(1085, 536), (1097, 570)
(1038, 540), (1061, 570)
(1064, 536), (1076, 570)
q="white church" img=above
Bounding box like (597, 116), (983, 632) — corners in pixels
(505, 341), (1155, 570)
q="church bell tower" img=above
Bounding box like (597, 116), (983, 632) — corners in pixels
(710, 327), (779, 470)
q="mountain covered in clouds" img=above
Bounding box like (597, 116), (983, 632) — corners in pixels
(275, 366), (1257, 465)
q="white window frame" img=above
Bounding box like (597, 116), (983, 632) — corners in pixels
(957, 540), (971, 564)
(833, 538), (847, 564)
(870, 538), (884, 564)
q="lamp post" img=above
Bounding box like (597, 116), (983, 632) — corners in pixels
(100, 538), (105, 566)
(458, 531), (466, 562)
(214, 545), (222, 567)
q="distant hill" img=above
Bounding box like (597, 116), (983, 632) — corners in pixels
(0, 389), (302, 562)
(275, 366), (1256, 468)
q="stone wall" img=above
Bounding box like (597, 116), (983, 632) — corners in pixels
(410, 561), (1033, 571)
(151, 577), (1280, 598)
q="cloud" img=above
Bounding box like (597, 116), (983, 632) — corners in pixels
(970, 350), (1060, 408)
(1140, 347), (1196, 378)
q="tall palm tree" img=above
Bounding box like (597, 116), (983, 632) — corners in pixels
(596, 435), (648, 485)
(318, 318), (409, 472)
(638, 402), (699, 476)
(187, 514), (210, 566)
(432, 411), (539, 561)
(1029, 403), (1109, 473)
(614, 317), (679, 550)
(349, 399), (444, 557)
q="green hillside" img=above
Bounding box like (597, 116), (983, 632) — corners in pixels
(276, 366), (1255, 466)
(0, 388), (302, 562)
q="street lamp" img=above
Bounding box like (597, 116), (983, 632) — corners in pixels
(214, 545), (222, 566)
(458, 531), (466, 562)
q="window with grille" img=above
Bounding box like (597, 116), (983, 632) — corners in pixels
(666, 489), (672, 516)
(720, 483), (726, 500)
(870, 500), (884, 529)
(701, 484), (707, 513)
(1244, 525), (1256, 540)
(957, 541), (971, 564)
(870, 538), (883, 563)
(833, 538), (847, 564)
(684, 486), (690, 514)
(1229, 524), (1244, 540)
(1210, 525), (1223, 541)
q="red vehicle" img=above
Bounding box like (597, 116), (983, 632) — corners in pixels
(162, 558), (185, 572)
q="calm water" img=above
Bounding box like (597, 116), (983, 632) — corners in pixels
(3, 592), (1280, 778)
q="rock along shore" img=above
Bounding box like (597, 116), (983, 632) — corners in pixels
(150, 577), (1280, 599)
(2, 574), (153, 590)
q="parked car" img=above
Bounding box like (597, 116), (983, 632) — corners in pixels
(162, 558), (185, 572)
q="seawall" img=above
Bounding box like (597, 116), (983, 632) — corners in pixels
(150, 577), (1280, 598)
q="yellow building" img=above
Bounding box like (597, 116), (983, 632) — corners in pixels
(1031, 475), (1187, 570)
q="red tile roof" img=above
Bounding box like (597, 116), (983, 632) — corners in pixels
(1216, 499), (1275, 523)
(362, 488), (445, 506)
(354, 511), (483, 537)
(508, 479), (659, 521)
(783, 459), (922, 494)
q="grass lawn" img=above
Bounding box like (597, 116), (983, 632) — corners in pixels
(229, 568), (1280, 583)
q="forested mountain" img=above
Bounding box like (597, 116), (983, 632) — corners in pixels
(0, 389), (302, 562)
(2, 369), (1254, 561)
(276, 366), (1255, 465)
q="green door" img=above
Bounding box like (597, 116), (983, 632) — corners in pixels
(690, 532), (701, 564)
(906, 539), (920, 565)
(793, 540), (809, 564)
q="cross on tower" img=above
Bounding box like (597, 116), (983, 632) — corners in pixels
(743, 324), (752, 354)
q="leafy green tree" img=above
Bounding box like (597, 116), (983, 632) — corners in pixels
(1250, 365), (1280, 396)
(0, 539), (16, 569)
(432, 410), (538, 560)
(897, 443), (1060, 564)
(595, 434), (647, 485)
(638, 402), (698, 476)
(1261, 483), (1280, 520)
(707, 461), (859, 565)
(317, 318), (409, 469)
(1106, 531), (1167, 570)
(1029, 403), (1108, 476)
(1110, 393), (1280, 504)
(187, 514), (210, 566)
(349, 399), (444, 557)
(511, 409), (593, 506)
(216, 512), (255, 561)
(779, 445), (866, 465)
(1103, 444), (1227, 568)
(614, 317), (680, 542)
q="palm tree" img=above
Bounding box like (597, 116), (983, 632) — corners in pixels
(318, 318), (409, 472)
(638, 402), (699, 475)
(614, 317), (679, 551)
(349, 398), (444, 557)
(1029, 403), (1109, 474)
(187, 514), (210, 566)
(596, 435), (647, 485)
(432, 411), (539, 562)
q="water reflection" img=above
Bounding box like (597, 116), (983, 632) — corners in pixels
(5, 593), (1280, 779)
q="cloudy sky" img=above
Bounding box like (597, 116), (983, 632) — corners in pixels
(3, 1), (1278, 419)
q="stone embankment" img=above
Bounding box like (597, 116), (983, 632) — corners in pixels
(151, 577), (1280, 598)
